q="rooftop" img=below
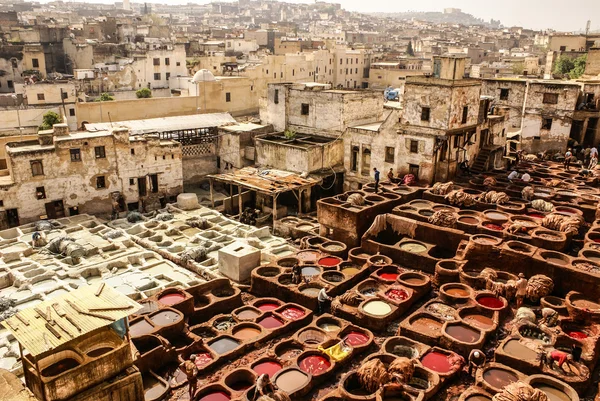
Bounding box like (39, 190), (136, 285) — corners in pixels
(208, 166), (320, 195)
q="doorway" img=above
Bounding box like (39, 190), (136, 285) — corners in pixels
(45, 200), (66, 219)
(6, 209), (19, 228)
(138, 177), (147, 196)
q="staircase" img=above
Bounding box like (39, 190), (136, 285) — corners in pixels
(470, 146), (493, 174)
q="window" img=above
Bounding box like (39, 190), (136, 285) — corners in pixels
(292, 69), (295, 76)
(500, 88), (509, 100)
(7, 80), (13, 88)
(176, 62), (181, 66)
(301, 103), (309, 115)
(70, 148), (81, 162)
(154, 73), (161, 80)
(37, 93), (45, 101)
(462, 106), (469, 124)
(165, 58), (170, 65)
(543, 93), (559, 104)
(350, 146), (359, 172)
(385, 147), (395, 163)
(409, 164), (420, 178)
(94, 146), (106, 159)
(131, 149), (135, 155)
(421, 107), (430, 121)
(274, 89), (279, 104)
(61, 92), (68, 100)
(96, 176), (106, 189)
(454, 135), (461, 148)
(153, 58), (160, 66)
(69, 108), (75, 117)
(559, 46), (566, 51)
(31, 160), (44, 176)
(0, 200), (3, 207)
(36, 186), (46, 200)
(32, 58), (39, 68)
(225, 92), (231, 102)
(166, 72), (170, 80)
(150, 174), (159, 193)
(129, 178), (135, 186)
(542, 118), (553, 130)
(410, 140), (419, 154)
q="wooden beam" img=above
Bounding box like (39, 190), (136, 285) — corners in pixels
(273, 193), (278, 223)
(209, 178), (215, 208)
(238, 185), (243, 220)
(298, 189), (302, 215)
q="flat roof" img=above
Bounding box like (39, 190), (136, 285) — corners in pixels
(85, 113), (237, 135)
(2, 284), (141, 358)
(208, 166), (319, 195)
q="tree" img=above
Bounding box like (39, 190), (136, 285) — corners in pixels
(136, 88), (152, 98)
(554, 54), (587, 79)
(569, 54), (587, 79)
(407, 41), (415, 57)
(553, 56), (574, 76)
(511, 62), (524, 75)
(97, 93), (115, 101)
(39, 111), (61, 131)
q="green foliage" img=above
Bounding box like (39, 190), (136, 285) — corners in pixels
(284, 129), (296, 140)
(136, 88), (152, 98)
(407, 41), (415, 57)
(38, 111), (61, 131)
(553, 54), (587, 79)
(511, 62), (524, 75)
(97, 93), (115, 101)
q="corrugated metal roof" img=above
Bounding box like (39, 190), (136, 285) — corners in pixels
(1, 285), (141, 358)
(85, 113), (237, 135)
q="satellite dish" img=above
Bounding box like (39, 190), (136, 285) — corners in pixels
(191, 69), (216, 83)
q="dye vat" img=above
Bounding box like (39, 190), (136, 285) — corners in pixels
(400, 242), (427, 253)
(386, 288), (409, 301)
(130, 320), (155, 337)
(402, 276), (427, 285)
(503, 340), (539, 360)
(256, 302), (280, 312)
(280, 307), (306, 321)
(421, 351), (452, 373)
(565, 330), (588, 340)
(87, 347), (112, 358)
(319, 321), (341, 332)
(233, 327), (261, 340)
(344, 331), (369, 346)
(157, 292), (185, 306)
(278, 346), (303, 361)
(533, 384), (572, 401)
(236, 309), (260, 320)
(227, 379), (253, 391)
(194, 353), (213, 368)
(275, 369), (310, 393)
(460, 216), (480, 224)
(301, 287), (321, 297)
(363, 300), (392, 316)
(41, 358), (80, 377)
(483, 368), (518, 389)
(483, 222), (504, 231)
(209, 338), (240, 355)
(342, 266), (361, 276)
(319, 257), (341, 267)
(379, 271), (399, 281)
(445, 324), (480, 343)
(572, 299), (600, 310)
(258, 316), (284, 329)
(477, 296), (504, 309)
(411, 317), (443, 334)
(463, 314), (494, 330)
(298, 354), (331, 376)
(150, 310), (181, 326)
(465, 396), (492, 401)
(301, 266), (321, 277)
(144, 378), (168, 401)
(425, 303), (456, 321)
(296, 250), (320, 263)
(197, 392), (231, 401)
(253, 361), (282, 378)
(446, 287), (470, 297)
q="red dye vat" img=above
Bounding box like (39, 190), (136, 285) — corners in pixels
(258, 316), (284, 329)
(386, 288), (409, 301)
(344, 331), (369, 346)
(527, 212), (545, 219)
(594, 239), (600, 244)
(299, 355), (331, 376)
(483, 222), (504, 231)
(253, 361), (282, 378)
(566, 330), (588, 340)
(379, 272), (399, 281)
(421, 351), (452, 373)
(198, 391), (230, 401)
(319, 257), (340, 267)
(280, 307), (306, 321)
(477, 296), (504, 309)
(256, 302), (280, 312)
(158, 292), (185, 306)
(194, 353), (213, 368)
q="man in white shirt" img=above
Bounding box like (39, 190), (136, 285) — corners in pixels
(317, 288), (332, 315)
(521, 173), (531, 182)
(508, 170), (519, 180)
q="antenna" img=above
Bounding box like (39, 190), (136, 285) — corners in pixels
(586, 20), (591, 36)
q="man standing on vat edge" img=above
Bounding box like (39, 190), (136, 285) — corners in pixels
(180, 354), (199, 400)
(373, 167), (380, 193)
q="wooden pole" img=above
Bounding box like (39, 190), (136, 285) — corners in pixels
(273, 193), (278, 223)
(298, 189), (302, 215)
(209, 178), (214, 208)
(238, 185), (243, 220)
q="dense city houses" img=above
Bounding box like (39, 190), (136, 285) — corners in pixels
(1, 1), (600, 401)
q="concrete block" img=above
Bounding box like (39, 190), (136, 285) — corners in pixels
(218, 241), (261, 282)
(177, 193), (200, 210)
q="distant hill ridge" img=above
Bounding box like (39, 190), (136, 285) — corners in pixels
(367, 10), (501, 28)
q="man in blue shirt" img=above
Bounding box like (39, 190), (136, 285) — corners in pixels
(373, 167), (380, 193)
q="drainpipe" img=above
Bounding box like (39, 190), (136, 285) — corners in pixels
(519, 80), (530, 151)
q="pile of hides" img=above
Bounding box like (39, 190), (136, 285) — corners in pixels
(506, 223), (528, 235)
(521, 186), (534, 201)
(45, 236), (85, 258)
(478, 191), (510, 205)
(431, 181), (454, 195)
(492, 381), (548, 401)
(402, 174), (416, 186)
(531, 199), (554, 212)
(0, 297), (16, 322)
(154, 212), (174, 221)
(347, 193), (365, 206)
(515, 307), (537, 325)
(257, 392), (292, 401)
(35, 220), (54, 232)
(542, 178), (569, 189)
(388, 357), (415, 384)
(445, 190), (476, 207)
(180, 247), (208, 264)
(540, 307), (559, 327)
(356, 359), (390, 393)
(541, 214), (582, 235)
(185, 217), (209, 230)
(526, 275), (554, 302)
(104, 229), (123, 239)
(127, 211), (144, 223)
(480, 268), (498, 281)
(483, 177), (497, 187)
(524, 154), (538, 162)
(428, 210), (458, 228)
(332, 290), (364, 314)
